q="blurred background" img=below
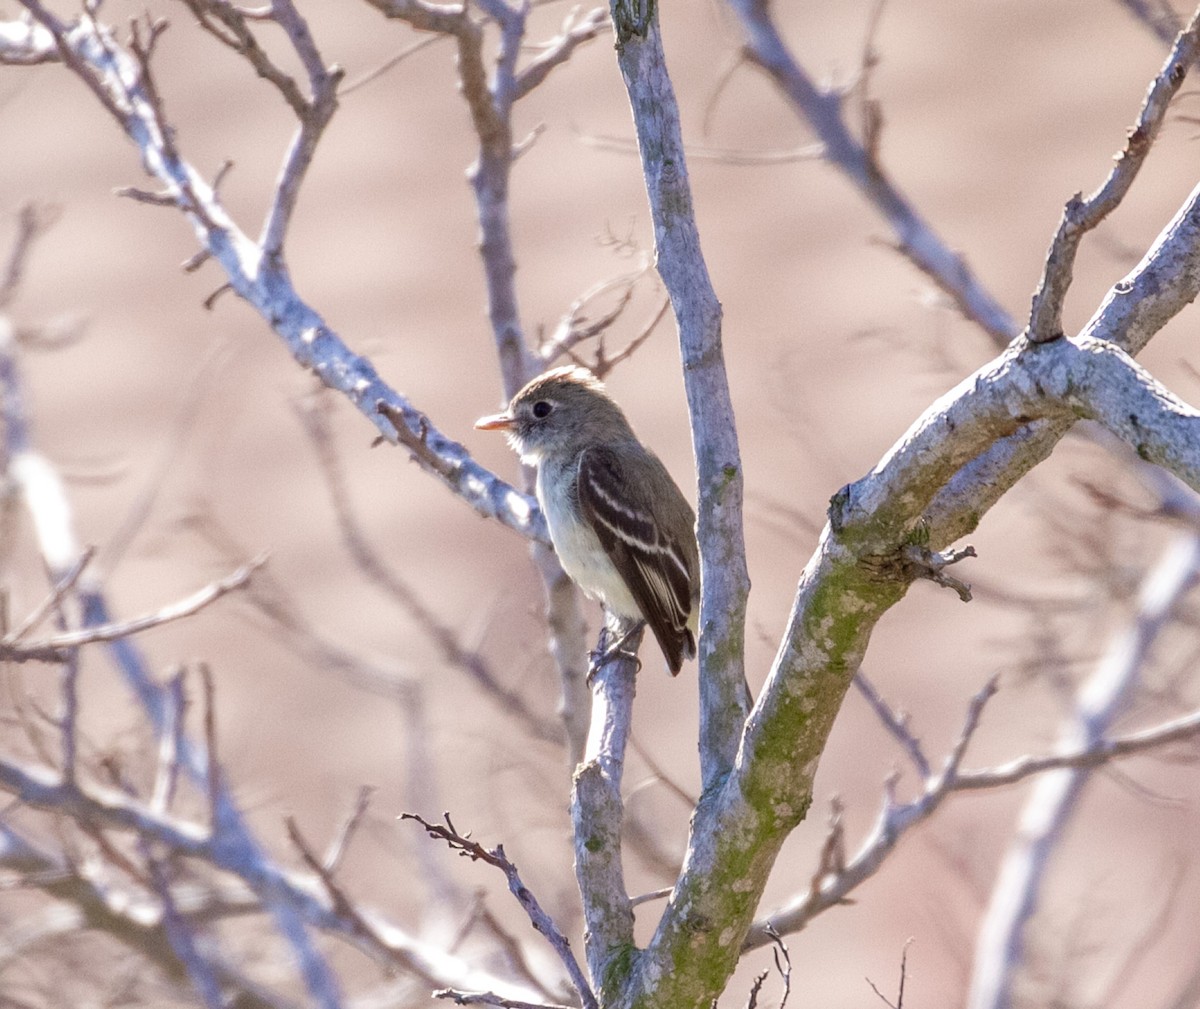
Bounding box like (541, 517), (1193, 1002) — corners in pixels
(3, 0), (1200, 1005)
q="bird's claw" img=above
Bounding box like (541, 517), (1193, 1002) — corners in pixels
(586, 623), (644, 683)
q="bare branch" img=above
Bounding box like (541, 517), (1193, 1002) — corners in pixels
(4, 545), (94, 643)
(114, 185), (179, 207)
(630, 885), (672, 908)
(570, 622), (640, 983)
(852, 672), (931, 780)
(1027, 9), (1200, 342)
(748, 673), (1200, 949)
(144, 852), (227, 1009)
(298, 395), (559, 744)
(611, 0), (752, 799)
(866, 937), (912, 1009)
(539, 264), (647, 365)
(968, 531), (1200, 1009)
(341, 33), (447, 95)
(723, 0), (1018, 343)
(577, 129), (823, 164)
(0, 824), (284, 1008)
(0, 203), (57, 309)
(512, 7), (609, 100)
(180, 0), (308, 113)
(403, 813), (599, 1009)
(901, 543), (976, 601)
(0, 13), (59, 64)
(364, 0), (473, 36)
(324, 785), (374, 875)
(259, 0), (343, 253)
(587, 294), (671, 380)
(0, 555), (266, 661)
(456, 895), (563, 1002)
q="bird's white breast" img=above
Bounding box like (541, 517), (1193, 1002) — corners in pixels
(537, 457), (640, 619)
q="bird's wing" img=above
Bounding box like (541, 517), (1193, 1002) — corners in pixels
(576, 445), (695, 673)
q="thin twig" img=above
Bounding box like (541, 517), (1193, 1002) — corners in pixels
(340, 33), (447, 96)
(629, 885), (672, 907)
(324, 785), (374, 874)
(150, 666), (187, 815)
(1026, 9), (1200, 342)
(0, 202), (57, 310)
(852, 671), (931, 779)
(402, 813), (598, 1009)
(0, 555), (267, 660)
(5, 545), (95, 643)
(746, 680), (1200, 947)
(865, 937), (911, 1008)
(199, 662), (220, 827)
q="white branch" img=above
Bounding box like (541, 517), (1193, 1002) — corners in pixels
(2, 6), (543, 543)
(967, 532), (1200, 1009)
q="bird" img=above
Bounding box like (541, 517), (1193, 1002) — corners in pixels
(475, 365), (699, 674)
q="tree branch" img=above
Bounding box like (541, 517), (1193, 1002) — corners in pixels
(614, 59), (1200, 1009)
(571, 626), (640, 990)
(1026, 9), (1200, 342)
(746, 679), (1200, 947)
(0, 555), (266, 662)
(403, 813), (599, 1009)
(512, 7), (609, 100)
(609, 0), (752, 796)
(967, 534), (1200, 1009)
(722, 0), (1018, 343)
(366, 0), (595, 765)
(5, 4), (543, 543)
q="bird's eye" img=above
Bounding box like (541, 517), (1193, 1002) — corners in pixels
(531, 400), (554, 419)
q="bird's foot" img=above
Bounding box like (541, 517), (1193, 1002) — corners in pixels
(587, 622), (644, 683)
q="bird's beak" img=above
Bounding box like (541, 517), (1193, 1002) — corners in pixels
(474, 411), (515, 431)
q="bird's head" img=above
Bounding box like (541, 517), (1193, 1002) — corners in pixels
(475, 365), (633, 464)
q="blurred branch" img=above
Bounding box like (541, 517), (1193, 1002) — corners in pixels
(967, 534), (1200, 1009)
(0, 823), (285, 1008)
(1117, 0), (1185, 44)
(452, 895), (564, 1003)
(0, 746), (550, 1002)
(296, 394), (561, 746)
(0, 555), (266, 662)
(852, 671), (931, 780)
(0, 203), (56, 310)
(722, 0), (1017, 343)
(0, 13), (57, 63)
(577, 130), (823, 165)
(0, 262), (541, 1004)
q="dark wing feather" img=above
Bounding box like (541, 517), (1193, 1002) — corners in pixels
(577, 446), (696, 674)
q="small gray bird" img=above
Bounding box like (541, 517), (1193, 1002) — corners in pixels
(476, 366), (699, 674)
